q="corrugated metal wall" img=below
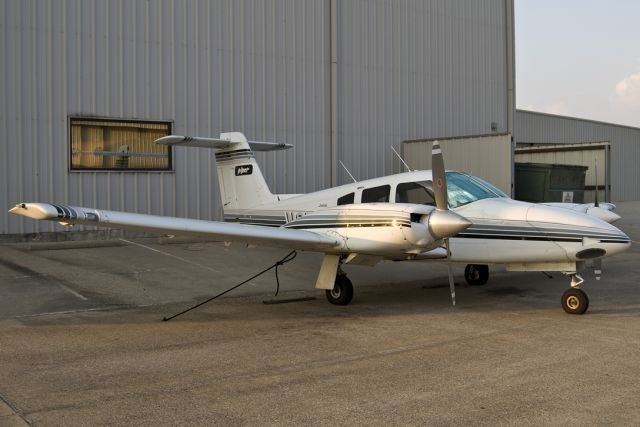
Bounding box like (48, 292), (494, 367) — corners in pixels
(1, 0), (513, 234)
(336, 0), (511, 183)
(515, 110), (640, 201)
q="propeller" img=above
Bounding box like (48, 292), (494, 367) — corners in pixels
(429, 140), (470, 306)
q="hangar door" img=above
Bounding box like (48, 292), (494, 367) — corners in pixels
(400, 133), (513, 195)
(514, 142), (611, 203)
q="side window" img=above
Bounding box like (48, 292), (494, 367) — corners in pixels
(361, 185), (391, 203)
(395, 182), (435, 205)
(337, 192), (355, 205)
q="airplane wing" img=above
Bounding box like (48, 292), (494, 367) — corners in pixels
(8, 203), (340, 251)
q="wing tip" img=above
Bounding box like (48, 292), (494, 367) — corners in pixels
(8, 202), (58, 220)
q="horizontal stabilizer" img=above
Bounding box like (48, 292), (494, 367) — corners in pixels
(155, 135), (292, 151)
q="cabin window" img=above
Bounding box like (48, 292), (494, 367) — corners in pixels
(69, 117), (172, 171)
(395, 181), (435, 205)
(361, 185), (390, 203)
(337, 192), (355, 205)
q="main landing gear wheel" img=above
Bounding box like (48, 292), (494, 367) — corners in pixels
(464, 264), (489, 286)
(326, 275), (354, 306)
(561, 288), (589, 315)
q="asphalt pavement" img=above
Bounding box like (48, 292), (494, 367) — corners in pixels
(1, 203), (639, 426)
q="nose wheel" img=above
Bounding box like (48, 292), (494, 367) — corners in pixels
(561, 288), (589, 314)
(561, 274), (589, 314)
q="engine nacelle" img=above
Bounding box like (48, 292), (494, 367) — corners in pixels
(284, 203), (471, 255)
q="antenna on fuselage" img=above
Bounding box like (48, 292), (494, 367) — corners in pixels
(391, 145), (412, 172)
(594, 158), (600, 207)
(339, 160), (358, 183)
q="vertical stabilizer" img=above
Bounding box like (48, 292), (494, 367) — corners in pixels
(155, 132), (287, 212)
(215, 132), (277, 211)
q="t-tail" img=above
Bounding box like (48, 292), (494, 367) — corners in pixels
(156, 132), (291, 212)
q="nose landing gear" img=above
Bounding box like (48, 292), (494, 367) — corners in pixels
(561, 274), (589, 314)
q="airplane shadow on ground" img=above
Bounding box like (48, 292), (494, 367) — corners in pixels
(10, 274), (597, 327)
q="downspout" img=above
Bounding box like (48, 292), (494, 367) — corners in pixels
(506, 0), (516, 197)
(605, 144), (611, 202)
(330, 0), (338, 186)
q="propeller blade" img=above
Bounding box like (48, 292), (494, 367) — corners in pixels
(428, 140), (472, 239)
(445, 238), (456, 306)
(431, 141), (448, 211)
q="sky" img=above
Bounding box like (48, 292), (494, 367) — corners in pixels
(515, 0), (640, 127)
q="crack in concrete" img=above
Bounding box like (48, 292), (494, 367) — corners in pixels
(0, 392), (32, 426)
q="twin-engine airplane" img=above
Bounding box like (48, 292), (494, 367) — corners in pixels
(10, 133), (630, 314)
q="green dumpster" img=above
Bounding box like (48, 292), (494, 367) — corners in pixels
(514, 163), (588, 203)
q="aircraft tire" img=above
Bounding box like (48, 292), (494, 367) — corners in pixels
(561, 288), (589, 314)
(326, 275), (354, 305)
(464, 264), (489, 286)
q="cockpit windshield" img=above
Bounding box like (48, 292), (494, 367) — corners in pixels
(445, 172), (508, 208)
(396, 173), (507, 209)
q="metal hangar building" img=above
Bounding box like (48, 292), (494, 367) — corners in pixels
(0, 0), (515, 235)
(1, 0), (638, 237)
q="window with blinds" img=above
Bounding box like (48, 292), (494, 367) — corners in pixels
(69, 118), (172, 171)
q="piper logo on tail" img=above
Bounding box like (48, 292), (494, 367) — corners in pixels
(235, 165), (253, 176)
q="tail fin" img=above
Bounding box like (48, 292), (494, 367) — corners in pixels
(214, 132), (276, 210)
(156, 132), (290, 211)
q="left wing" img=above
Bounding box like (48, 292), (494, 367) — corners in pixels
(9, 203), (340, 251)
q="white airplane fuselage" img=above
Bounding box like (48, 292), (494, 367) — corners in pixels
(222, 170), (630, 270)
